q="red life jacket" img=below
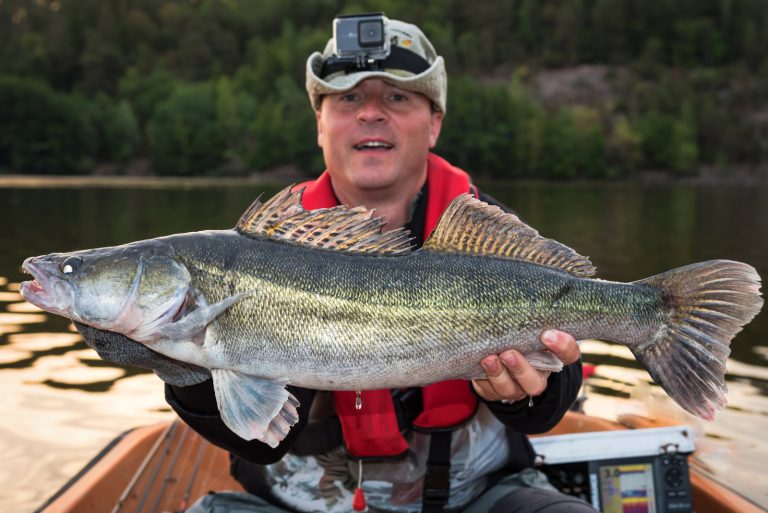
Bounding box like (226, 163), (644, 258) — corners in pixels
(297, 153), (479, 458)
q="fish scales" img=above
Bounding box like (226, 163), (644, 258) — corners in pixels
(162, 230), (664, 390)
(20, 187), (762, 444)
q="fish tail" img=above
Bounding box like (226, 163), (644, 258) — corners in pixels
(635, 260), (763, 420)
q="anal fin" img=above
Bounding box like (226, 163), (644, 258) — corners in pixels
(466, 350), (563, 380)
(212, 369), (299, 447)
(525, 350), (564, 372)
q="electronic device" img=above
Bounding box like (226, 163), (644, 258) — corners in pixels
(331, 13), (390, 70)
(530, 426), (695, 512)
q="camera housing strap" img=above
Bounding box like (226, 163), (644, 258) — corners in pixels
(422, 430), (453, 513)
(320, 45), (431, 78)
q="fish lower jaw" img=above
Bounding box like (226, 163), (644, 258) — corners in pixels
(20, 280), (53, 310)
(20, 280), (80, 322)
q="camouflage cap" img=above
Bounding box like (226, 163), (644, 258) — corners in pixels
(306, 18), (447, 112)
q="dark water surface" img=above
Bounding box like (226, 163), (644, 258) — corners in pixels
(1, 182), (767, 511)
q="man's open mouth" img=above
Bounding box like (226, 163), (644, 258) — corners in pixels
(354, 141), (394, 150)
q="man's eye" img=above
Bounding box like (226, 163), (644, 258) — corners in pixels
(340, 93), (359, 102)
(390, 94), (407, 102)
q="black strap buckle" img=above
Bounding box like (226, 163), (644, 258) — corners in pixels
(423, 463), (451, 503)
(422, 431), (453, 512)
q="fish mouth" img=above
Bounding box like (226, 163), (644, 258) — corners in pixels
(19, 257), (70, 314)
(20, 259), (49, 304)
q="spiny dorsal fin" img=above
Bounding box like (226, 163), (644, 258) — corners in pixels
(423, 194), (596, 277)
(235, 185), (412, 256)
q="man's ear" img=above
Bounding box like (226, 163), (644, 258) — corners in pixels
(428, 110), (445, 149)
(316, 108), (323, 148)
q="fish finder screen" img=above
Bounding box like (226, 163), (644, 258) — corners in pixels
(599, 463), (657, 513)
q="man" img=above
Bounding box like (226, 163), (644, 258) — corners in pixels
(78, 16), (595, 513)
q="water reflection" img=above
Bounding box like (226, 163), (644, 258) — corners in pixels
(0, 274), (172, 512)
(2, 182), (768, 511)
(6, 302), (42, 313)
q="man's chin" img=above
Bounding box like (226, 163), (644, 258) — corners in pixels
(349, 174), (400, 192)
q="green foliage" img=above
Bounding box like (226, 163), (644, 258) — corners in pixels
(436, 78), (522, 179)
(117, 67), (176, 125)
(637, 111), (677, 169)
(245, 75), (320, 172)
(0, 0), (766, 178)
(635, 105), (699, 175)
(607, 117), (642, 175)
(0, 75), (93, 173)
(671, 103), (699, 175)
(88, 95), (141, 164)
(147, 82), (226, 175)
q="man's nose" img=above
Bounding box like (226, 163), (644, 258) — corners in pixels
(356, 98), (388, 123)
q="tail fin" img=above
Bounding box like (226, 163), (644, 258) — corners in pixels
(634, 260), (763, 420)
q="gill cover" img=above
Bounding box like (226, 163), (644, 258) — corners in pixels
(62, 246), (191, 339)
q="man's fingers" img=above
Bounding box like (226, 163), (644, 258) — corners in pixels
(471, 378), (500, 402)
(473, 355), (525, 402)
(499, 350), (548, 397)
(540, 329), (581, 365)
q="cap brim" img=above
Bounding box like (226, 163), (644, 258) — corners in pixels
(306, 52), (446, 112)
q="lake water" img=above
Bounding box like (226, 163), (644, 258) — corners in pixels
(1, 181), (767, 512)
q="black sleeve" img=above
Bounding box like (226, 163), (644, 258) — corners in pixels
(473, 360), (583, 434)
(165, 380), (316, 464)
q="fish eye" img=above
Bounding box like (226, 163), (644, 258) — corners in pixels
(60, 256), (83, 275)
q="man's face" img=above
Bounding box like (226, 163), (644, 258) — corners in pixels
(316, 78), (444, 196)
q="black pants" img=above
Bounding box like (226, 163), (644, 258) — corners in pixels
(489, 487), (596, 513)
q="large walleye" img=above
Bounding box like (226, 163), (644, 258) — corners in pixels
(20, 187), (763, 446)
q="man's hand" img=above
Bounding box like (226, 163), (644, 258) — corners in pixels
(471, 329), (580, 404)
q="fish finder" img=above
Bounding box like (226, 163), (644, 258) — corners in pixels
(530, 426), (694, 512)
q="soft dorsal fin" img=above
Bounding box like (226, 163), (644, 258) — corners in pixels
(423, 194), (596, 277)
(235, 185), (412, 256)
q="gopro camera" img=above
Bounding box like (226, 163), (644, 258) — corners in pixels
(332, 13), (390, 69)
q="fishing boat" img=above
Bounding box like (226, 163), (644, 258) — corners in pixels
(34, 409), (764, 513)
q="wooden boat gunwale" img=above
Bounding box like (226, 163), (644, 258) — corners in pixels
(37, 413), (766, 513)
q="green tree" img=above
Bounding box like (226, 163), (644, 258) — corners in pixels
(742, 21), (766, 70)
(539, 110), (580, 179)
(569, 106), (607, 178)
(0, 75), (94, 173)
(246, 74), (320, 173)
(88, 93), (140, 164)
(635, 37), (666, 78)
(669, 101), (699, 175)
(590, 0), (629, 63)
(147, 82), (226, 175)
(607, 117), (643, 175)
(79, 3), (126, 95)
(546, 0), (587, 65)
(175, 31), (215, 81)
(436, 77), (525, 179)
(637, 111), (675, 169)
(117, 67), (176, 125)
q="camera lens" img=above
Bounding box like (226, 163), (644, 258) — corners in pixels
(358, 20), (383, 47)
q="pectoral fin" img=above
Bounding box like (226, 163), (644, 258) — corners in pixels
(155, 292), (251, 342)
(212, 369), (299, 447)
